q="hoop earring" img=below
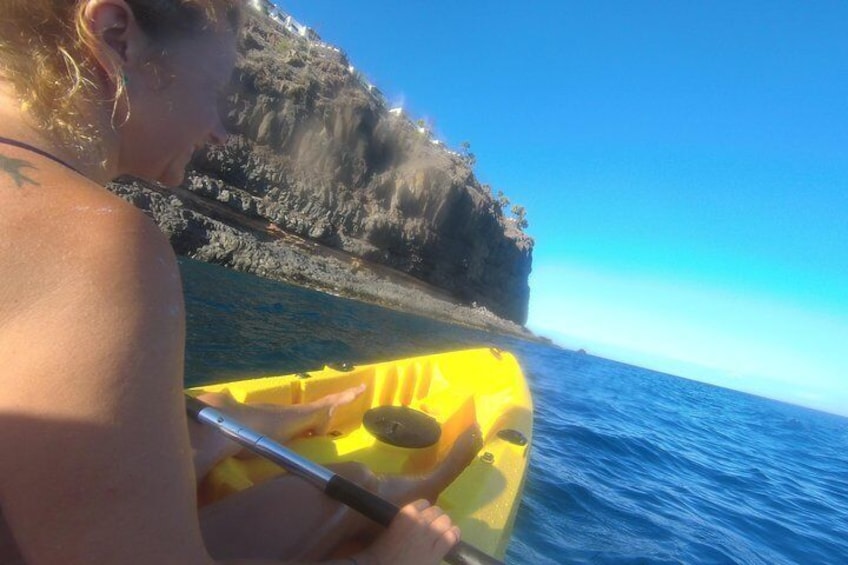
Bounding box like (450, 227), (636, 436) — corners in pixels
(111, 71), (131, 130)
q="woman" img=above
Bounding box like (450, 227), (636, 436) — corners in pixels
(0, 1), (478, 563)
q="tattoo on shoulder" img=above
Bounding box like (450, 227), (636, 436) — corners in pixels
(0, 154), (40, 188)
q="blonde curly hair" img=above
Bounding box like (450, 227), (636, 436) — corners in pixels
(0, 0), (242, 159)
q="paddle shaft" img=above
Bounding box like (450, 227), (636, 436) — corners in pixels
(185, 396), (503, 565)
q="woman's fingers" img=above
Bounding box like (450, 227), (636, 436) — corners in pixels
(409, 498), (431, 510)
(371, 499), (461, 564)
(400, 499), (461, 546)
(416, 503), (461, 554)
(433, 525), (462, 556)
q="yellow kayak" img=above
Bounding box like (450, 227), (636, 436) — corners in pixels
(187, 347), (533, 559)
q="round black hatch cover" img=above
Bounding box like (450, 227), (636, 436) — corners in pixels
(363, 406), (442, 448)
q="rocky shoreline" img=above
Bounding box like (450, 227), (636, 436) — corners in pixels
(110, 179), (545, 342)
(108, 6), (541, 343)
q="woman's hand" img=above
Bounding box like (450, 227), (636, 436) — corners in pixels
(360, 499), (461, 565)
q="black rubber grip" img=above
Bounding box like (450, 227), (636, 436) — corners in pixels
(184, 395), (208, 420)
(446, 540), (505, 565)
(325, 474), (399, 526)
(325, 475), (505, 565)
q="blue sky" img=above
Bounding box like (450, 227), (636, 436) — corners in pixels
(277, 1), (847, 417)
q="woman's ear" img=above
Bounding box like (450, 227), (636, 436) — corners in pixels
(81, 0), (148, 83)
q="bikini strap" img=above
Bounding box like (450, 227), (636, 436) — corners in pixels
(0, 136), (84, 176)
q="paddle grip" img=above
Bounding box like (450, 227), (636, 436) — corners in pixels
(447, 541), (505, 565)
(325, 475), (504, 565)
(325, 474), (399, 526)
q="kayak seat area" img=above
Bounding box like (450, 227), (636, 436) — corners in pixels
(193, 346), (532, 560)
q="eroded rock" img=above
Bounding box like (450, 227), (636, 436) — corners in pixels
(109, 11), (534, 327)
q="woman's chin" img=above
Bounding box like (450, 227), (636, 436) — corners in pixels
(158, 170), (187, 187)
(152, 162), (189, 187)
(117, 160), (187, 187)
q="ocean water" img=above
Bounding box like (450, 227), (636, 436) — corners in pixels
(181, 258), (848, 564)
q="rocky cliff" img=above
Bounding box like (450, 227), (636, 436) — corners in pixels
(110, 7), (534, 328)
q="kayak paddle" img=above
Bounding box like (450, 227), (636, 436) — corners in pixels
(185, 395), (504, 565)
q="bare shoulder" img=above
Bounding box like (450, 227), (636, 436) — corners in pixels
(0, 172), (210, 564)
(1, 166), (179, 299)
(0, 172), (184, 390)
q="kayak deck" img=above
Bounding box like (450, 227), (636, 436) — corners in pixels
(188, 347), (533, 559)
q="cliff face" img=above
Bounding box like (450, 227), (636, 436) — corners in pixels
(112, 9), (533, 325)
